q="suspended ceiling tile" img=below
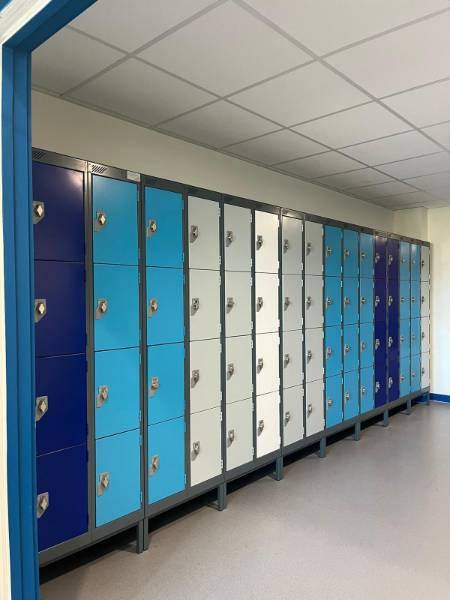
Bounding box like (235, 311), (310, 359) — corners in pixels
(242, 0), (449, 55)
(428, 187), (450, 200)
(380, 190), (446, 207)
(314, 168), (392, 190)
(327, 13), (450, 97)
(32, 27), (124, 95)
(230, 62), (369, 127)
(422, 122), (450, 150)
(139, 2), (310, 96)
(405, 171), (450, 191)
(159, 101), (279, 148)
(225, 130), (326, 165)
(383, 80), (450, 127)
(278, 151), (362, 179)
(70, 0), (218, 52)
(293, 103), (411, 148)
(377, 152), (450, 180)
(68, 58), (215, 125)
(341, 131), (441, 166)
(348, 181), (416, 200)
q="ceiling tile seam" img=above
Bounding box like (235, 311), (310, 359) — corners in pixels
(285, 101), (374, 128)
(403, 170), (450, 183)
(67, 24), (129, 54)
(375, 150), (450, 169)
(421, 117), (450, 129)
(378, 74), (450, 101)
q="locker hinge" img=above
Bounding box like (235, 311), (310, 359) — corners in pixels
(140, 492), (143, 505)
(139, 410), (142, 423)
(252, 447), (255, 457)
(220, 411), (223, 422)
(184, 474), (187, 485)
(219, 256), (222, 266)
(140, 434), (143, 446)
(221, 459), (224, 471)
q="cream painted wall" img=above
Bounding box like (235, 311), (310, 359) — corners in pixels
(393, 207), (429, 241)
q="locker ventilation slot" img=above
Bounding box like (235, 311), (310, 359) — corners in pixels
(32, 150), (46, 160)
(90, 164), (108, 174)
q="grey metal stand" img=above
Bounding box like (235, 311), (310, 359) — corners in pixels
(354, 422), (361, 441)
(136, 518), (149, 554)
(317, 437), (326, 458)
(383, 409), (389, 427)
(405, 398), (412, 415)
(216, 482), (227, 511)
(271, 456), (284, 481)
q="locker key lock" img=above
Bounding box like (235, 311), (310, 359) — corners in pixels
(375, 252), (380, 264)
(34, 299), (47, 323)
(35, 396), (48, 422)
(375, 382), (381, 393)
(388, 295), (393, 307)
(190, 225), (199, 243)
(325, 246), (333, 256)
(191, 297), (200, 314)
(361, 386), (366, 396)
(325, 296), (333, 307)
(360, 251), (366, 260)
(344, 248), (350, 258)
(388, 377), (393, 388)
(147, 219), (157, 237)
(375, 295), (380, 307)
(400, 296), (405, 304)
(307, 403), (313, 416)
(256, 296), (264, 311)
(257, 420), (265, 435)
(421, 367), (425, 375)
(96, 385), (109, 408)
(227, 363), (235, 379)
(150, 376), (160, 396)
(360, 341), (366, 352)
(421, 331), (425, 339)
(227, 429), (235, 446)
(327, 399), (333, 407)
(360, 296), (366, 305)
(36, 492), (49, 519)
(257, 358), (264, 373)
(375, 338), (380, 350)
(421, 296), (425, 304)
(284, 411), (291, 425)
(226, 230), (234, 246)
(388, 336), (393, 348)
(256, 234), (264, 250)
(388, 254), (393, 266)
(96, 298), (108, 319)
(326, 346), (332, 358)
(283, 238), (290, 253)
(149, 455), (160, 475)
(97, 472), (110, 496)
(284, 353), (290, 367)
(306, 350), (313, 362)
(401, 257), (406, 263)
(400, 375), (405, 382)
(284, 296), (291, 310)
(421, 259), (425, 267)
(306, 242), (312, 255)
(95, 211), (107, 231)
(226, 297), (235, 312)
(191, 369), (200, 387)
(400, 335), (405, 342)
(344, 344), (350, 354)
(411, 334), (416, 341)
(411, 296), (416, 304)
(306, 296), (312, 308)
(411, 371), (416, 378)
(33, 201), (45, 224)
(344, 296), (350, 306)
(192, 441), (201, 457)
(148, 298), (159, 316)
(344, 391), (350, 403)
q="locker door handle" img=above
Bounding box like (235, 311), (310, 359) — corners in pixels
(97, 472), (110, 496)
(191, 370), (200, 387)
(375, 338), (380, 350)
(96, 298), (108, 319)
(226, 297), (235, 312)
(344, 392), (350, 403)
(226, 230), (234, 246)
(284, 296), (291, 310)
(361, 386), (366, 396)
(96, 385), (109, 408)
(421, 367), (425, 375)
(34, 299), (47, 323)
(411, 334), (416, 341)
(421, 331), (425, 339)
(256, 234), (263, 250)
(344, 296), (350, 306)
(375, 295), (380, 307)
(306, 296), (312, 308)
(148, 298), (159, 317)
(36, 492), (49, 519)
(191, 297), (200, 314)
(388, 336), (393, 348)
(257, 420), (265, 435)
(388, 377), (393, 388)
(326, 346), (332, 358)
(227, 429), (235, 445)
(400, 296), (405, 303)
(360, 251), (366, 260)
(149, 376), (160, 396)
(375, 382), (380, 393)
(256, 296), (264, 311)
(35, 395), (49, 422)
(421, 259), (425, 267)
(33, 200), (45, 224)
(374, 252), (380, 263)
(190, 225), (199, 242)
(147, 219), (157, 237)
(344, 344), (351, 353)
(257, 358), (264, 373)
(149, 455), (160, 475)
(411, 371), (416, 378)
(421, 296), (425, 304)
(325, 296), (333, 307)
(327, 398), (333, 407)
(400, 336), (405, 342)
(306, 242), (312, 255)
(95, 210), (107, 231)
(227, 363), (235, 379)
(388, 295), (393, 306)
(325, 246), (332, 256)
(284, 411), (291, 425)
(360, 341), (366, 352)
(401, 257), (406, 263)
(400, 375), (405, 382)
(307, 403), (313, 415)
(284, 353), (290, 367)
(283, 238), (290, 253)
(306, 349), (313, 362)
(192, 441), (201, 457)
(344, 248), (350, 258)
(360, 296), (366, 305)
(388, 254), (393, 266)
(411, 296), (416, 304)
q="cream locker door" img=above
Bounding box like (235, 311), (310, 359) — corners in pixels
(282, 275), (302, 332)
(256, 391), (280, 457)
(224, 204), (252, 272)
(190, 407), (222, 486)
(226, 398), (253, 471)
(305, 379), (324, 437)
(420, 282), (430, 317)
(421, 317), (430, 353)
(255, 211), (279, 274)
(304, 221), (323, 276)
(421, 352), (430, 388)
(225, 271), (252, 337)
(189, 269), (221, 341)
(225, 335), (253, 404)
(305, 328), (324, 383)
(421, 246), (430, 281)
(282, 330), (303, 389)
(255, 273), (279, 333)
(304, 275), (324, 329)
(188, 196), (220, 270)
(282, 216), (303, 275)
(190, 339), (221, 413)
(283, 386), (304, 446)
(255, 332), (280, 395)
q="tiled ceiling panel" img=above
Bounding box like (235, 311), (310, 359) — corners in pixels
(377, 152), (450, 180)
(279, 151), (363, 179)
(423, 122), (450, 150)
(346, 181), (416, 200)
(314, 168), (393, 190)
(383, 80), (450, 128)
(404, 172), (450, 191)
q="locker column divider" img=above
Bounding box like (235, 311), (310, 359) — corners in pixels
(274, 208), (283, 481)
(183, 185), (191, 501)
(354, 229), (362, 442)
(251, 207), (257, 472)
(218, 198), (227, 510)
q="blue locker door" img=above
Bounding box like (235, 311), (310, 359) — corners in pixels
(148, 343), (185, 425)
(343, 230), (359, 277)
(411, 319), (421, 355)
(148, 417), (185, 504)
(94, 264), (139, 351)
(324, 225), (342, 276)
(375, 361), (387, 407)
(324, 276), (342, 327)
(411, 279), (421, 319)
(325, 326), (342, 377)
(399, 280), (410, 320)
(96, 429), (141, 527)
(146, 267), (184, 345)
(359, 232), (374, 278)
(360, 367), (374, 413)
(37, 445), (88, 551)
(35, 261), (86, 357)
(374, 278), (386, 323)
(399, 242), (410, 280)
(92, 175), (138, 265)
(410, 354), (421, 392)
(33, 162), (84, 262)
(388, 317), (399, 362)
(388, 360), (399, 402)
(359, 277), (374, 323)
(145, 187), (183, 268)
(375, 320), (387, 367)
(399, 319), (411, 358)
(95, 347), (140, 439)
(343, 277), (359, 324)
(388, 279), (399, 326)
(360, 322), (374, 369)
(325, 374), (343, 428)
(343, 324), (359, 373)
(411, 244), (421, 280)
(387, 238), (399, 280)
(343, 370), (359, 420)
(374, 236), (387, 278)
(400, 356), (411, 397)
(36, 354), (86, 456)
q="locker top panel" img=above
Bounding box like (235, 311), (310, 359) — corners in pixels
(304, 221), (323, 275)
(255, 210), (280, 274)
(188, 195), (220, 270)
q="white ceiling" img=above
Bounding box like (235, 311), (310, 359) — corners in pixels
(31, 0), (450, 210)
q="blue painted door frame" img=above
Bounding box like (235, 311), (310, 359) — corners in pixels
(2, 2), (97, 598)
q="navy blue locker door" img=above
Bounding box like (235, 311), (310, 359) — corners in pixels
(343, 277), (359, 325)
(324, 226), (342, 276)
(387, 279), (399, 326)
(359, 233), (374, 278)
(343, 324), (359, 373)
(35, 354), (87, 456)
(388, 317), (399, 362)
(359, 277), (374, 323)
(374, 236), (387, 279)
(37, 444), (88, 551)
(33, 162), (85, 262)
(374, 278), (386, 323)
(387, 238), (399, 280)
(325, 326), (342, 377)
(35, 261), (86, 357)
(375, 361), (387, 407)
(324, 276), (342, 327)
(388, 360), (399, 402)
(343, 229), (359, 277)
(374, 320), (387, 367)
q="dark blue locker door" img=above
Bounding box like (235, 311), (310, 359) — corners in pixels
(399, 280), (410, 320)
(324, 226), (342, 277)
(343, 370), (359, 420)
(33, 162), (85, 262)
(37, 445), (88, 551)
(324, 276), (342, 327)
(35, 261), (86, 357)
(148, 417), (185, 504)
(343, 324), (359, 373)
(343, 277), (358, 325)
(399, 242), (410, 280)
(146, 267), (184, 345)
(411, 318), (421, 355)
(360, 322), (374, 369)
(388, 279), (399, 326)
(148, 343), (185, 425)
(325, 374), (343, 428)
(387, 238), (399, 280)
(388, 317), (399, 362)
(35, 354), (86, 456)
(411, 244), (421, 280)
(360, 366), (374, 413)
(411, 279), (421, 319)
(374, 278), (386, 323)
(325, 326), (342, 377)
(359, 233), (374, 278)
(375, 320), (387, 367)
(145, 187), (183, 269)
(343, 229), (359, 277)
(388, 360), (399, 402)
(410, 354), (421, 392)
(375, 361), (387, 407)
(400, 356), (411, 397)
(359, 277), (374, 323)
(374, 236), (387, 279)
(399, 319), (411, 358)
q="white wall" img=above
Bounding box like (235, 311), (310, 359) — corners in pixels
(393, 207), (429, 241)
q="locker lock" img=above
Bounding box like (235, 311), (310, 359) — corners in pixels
(256, 296), (264, 311)
(307, 403), (313, 415)
(191, 297), (200, 314)
(149, 455), (160, 475)
(191, 369), (200, 387)
(97, 472), (110, 496)
(257, 419), (265, 435)
(411, 296), (416, 304)
(375, 295), (380, 307)
(421, 367), (425, 375)
(148, 298), (159, 317)
(96, 385), (109, 408)
(388, 376), (393, 388)
(344, 296), (350, 306)
(421, 259), (425, 267)
(360, 296), (366, 305)
(284, 296), (291, 310)
(400, 374), (405, 382)
(306, 296), (312, 308)
(375, 252), (380, 264)
(375, 338), (380, 350)
(325, 296), (333, 307)
(306, 242), (312, 255)
(227, 429), (235, 445)
(192, 441), (201, 457)
(421, 295), (425, 304)
(306, 349), (313, 362)
(96, 298), (108, 319)
(375, 381), (381, 393)
(411, 333), (416, 341)
(388, 254), (393, 266)
(256, 234), (264, 250)
(421, 331), (425, 339)
(411, 371), (416, 378)
(361, 386), (366, 396)
(227, 363), (235, 379)
(35, 396), (48, 422)
(412, 259), (416, 265)
(257, 358), (264, 373)
(388, 295), (393, 307)
(344, 344), (350, 354)
(344, 248), (350, 258)
(344, 391), (350, 403)
(401, 257), (406, 263)
(284, 411), (291, 425)
(36, 492), (49, 519)
(147, 219), (157, 237)
(33, 201), (45, 224)
(190, 225), (199, 243)
(150, 376), (160, 395)
(327, 398), (333, 407)
(400, 296), (405, 304)
(360, 251), (366, 260)
(388, 336), (393, 348)
(95, 211), (107, 231)
(284, 353), (290, 367)
(360, 341), (366, 352)
(326, 346), (332, 358)
(325, 246), (332, 256)
(226, 230), (234, 246)
(283, 239), (290, 253)
(226, 297), (235, 312)
(400, 335), (405, 342)
(34, 299), (47, 323)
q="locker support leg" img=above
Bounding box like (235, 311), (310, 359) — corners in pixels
(270, 456), (283, 481)
(136, 518), (149, 554)
(317, 437), (326, 458)
(353, 422), (361, 441)
(216, 482), (227, 511)
(383, 409), (389, 427)
(425, 392), (430, 406)
(405, 398), (412, 415)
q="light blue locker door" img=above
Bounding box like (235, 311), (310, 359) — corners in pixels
(325, 326), (342, 377)
(399, 320), (411, 358)
(343, 230), (359, 277)
(148, 417), (185, 504)
(400, 356), (411, 397)
(95, 347), (140, 439)
(94, 264), (139, 351)
(92, 176), (138, 265)
(410, 354), (421, 392)
(343, 277), (359, 325)
(399, 242), (410, 280)
(400, 280), (410, 320)
(145, 187), (183, 268)
(325, 276), (342, 327)
(344, 370), (359, 420)
(360, 233), (374, 278)
(410, 279), (421, 319)
(147, 267), (184, 345)
(343, 324), (359, 372)
(411, 318), (421, 355)
(360, 367), (374, 413)
(411, 244), (421, 280)
(96, 429), (141, 527)
(324, 226), (342, 276)
(359, 277), (374, 323)
(148, 343), (184, 425)
(325, 374), (342, 428)
(360, 322), (374, 369)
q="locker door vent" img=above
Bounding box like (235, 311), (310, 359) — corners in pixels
(32, 149), (46, 160)
(90, 164), (108, 175)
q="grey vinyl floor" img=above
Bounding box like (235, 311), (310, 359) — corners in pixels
(40, 402), (450, 600)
